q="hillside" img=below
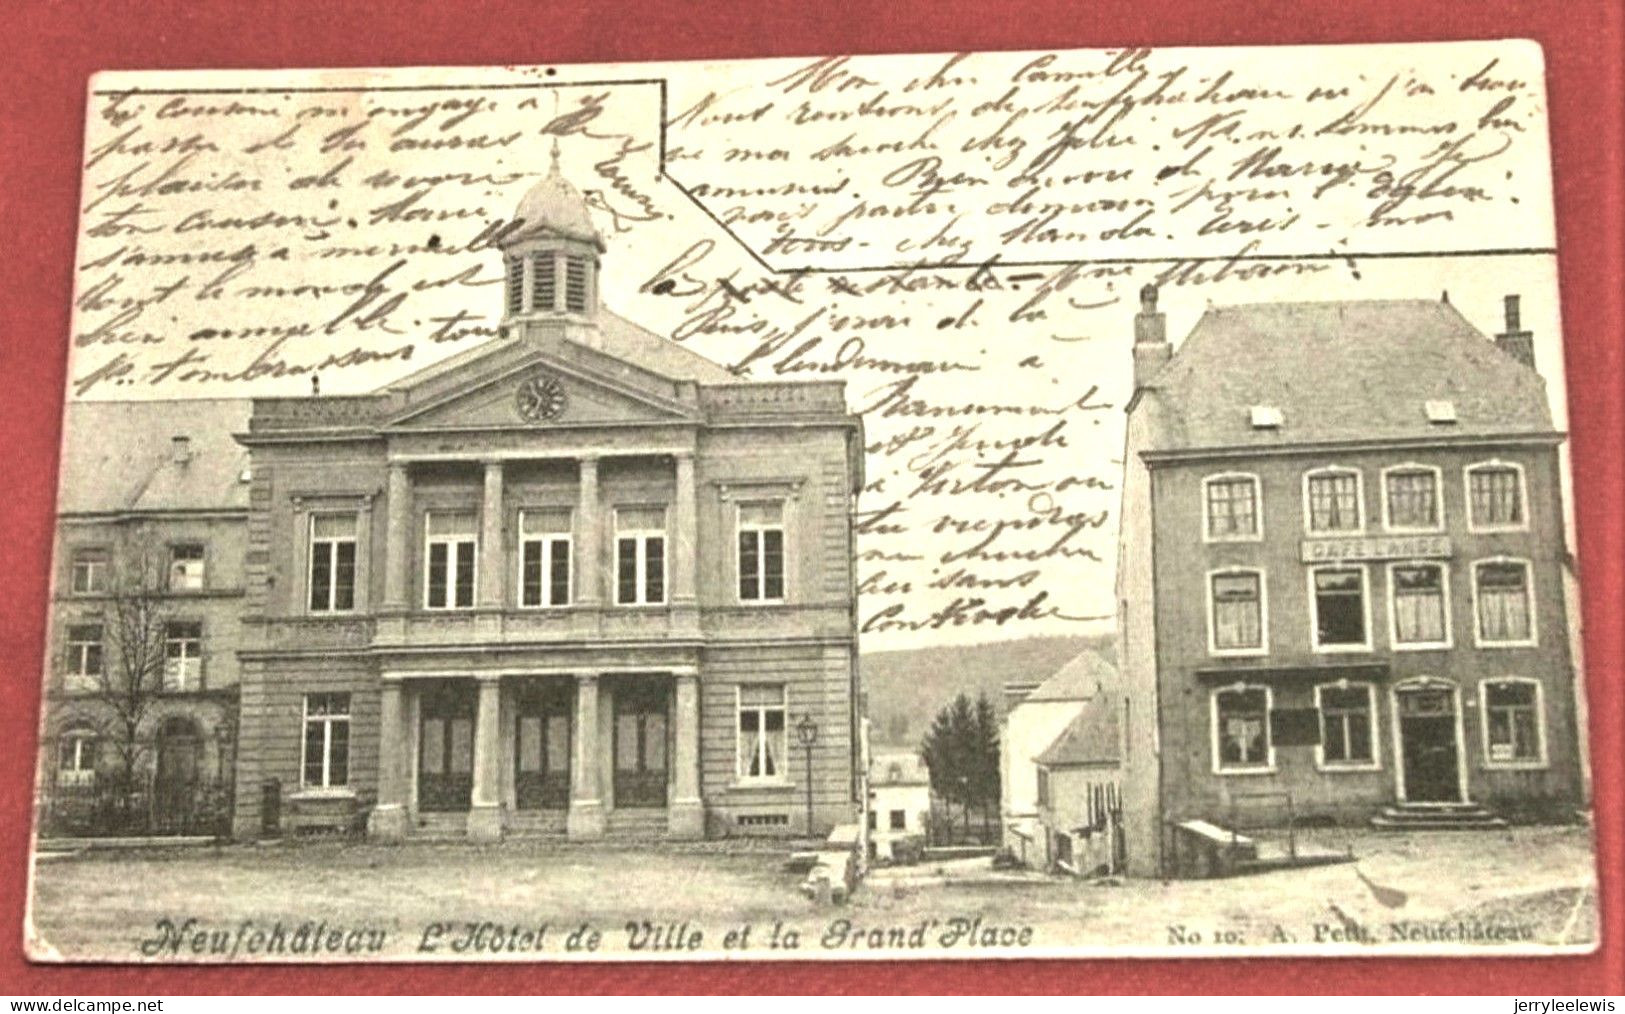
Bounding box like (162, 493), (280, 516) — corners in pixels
(861, 634), (1116, 749)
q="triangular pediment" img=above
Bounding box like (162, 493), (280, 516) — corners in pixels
(386, 350), (698, 430)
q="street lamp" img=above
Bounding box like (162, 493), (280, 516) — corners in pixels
(795, 714), (818, 837)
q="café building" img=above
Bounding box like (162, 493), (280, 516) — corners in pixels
(1112, 288), (1585, 875)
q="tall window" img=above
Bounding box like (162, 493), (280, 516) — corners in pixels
(565, 256), (589, 312)
(70, 548), (108, 595)
(615, 506), (666, 606)
(1306, 469), (1362, 532)
(163, 621), (203, 691)
(531, 254), (556, 311)
(738, 501), (786, 602)
(302, 693), (351, 789)
(1204, 475), (1260, 540)
(1391, 563), (1449, 647)
(1209, 570), (1264, 653)
(736, 684), (786, 781)
(519, 509), (572, 608)
(1475, 560), (1534, 644)
(1316, 683), (1376, 768)
(168, 543), (206, 591)
(58, 728), (99, 784)
(1384, 467), (1440, 530)
(309, 514), (357, 613)
(1213, 685), (1272, 772)
(1468, 463), (1526, 529)
(425, 512), (477, 610)
(1482, 679), (1544, 765)
(66, 624), (103, 680)
(1312, 567), (1369, 649)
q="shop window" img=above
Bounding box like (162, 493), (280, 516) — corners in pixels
(1481, 679), (1545, 766)
(1213, 685), (1272, 772)
(1316, 683), (1377, 768)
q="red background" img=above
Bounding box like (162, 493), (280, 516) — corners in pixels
(1, 0), (1619, 995)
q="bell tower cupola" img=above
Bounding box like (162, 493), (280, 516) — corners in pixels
(499, 140), (606, 347)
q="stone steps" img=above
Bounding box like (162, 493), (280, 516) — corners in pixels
(1370, 802), (1508, 831)
(605, 808), (669, 837)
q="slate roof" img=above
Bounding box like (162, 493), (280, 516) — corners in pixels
(384, 308), (736, 394)
(1024, 650), (1114, 703)
(1035, 696), (1121, 767)
(598, 309), (737, 385)
(871, 750), (929, 786)
(56, 399), (253, 514)
(1137, 298), (1556, 453)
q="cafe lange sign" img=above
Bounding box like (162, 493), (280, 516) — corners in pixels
(1300, 534), (1453, 563)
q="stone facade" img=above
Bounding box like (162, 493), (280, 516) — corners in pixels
(1115, 289), (1584, 876)
(39, 401), (251, 835)
(229, 158), (865, 841)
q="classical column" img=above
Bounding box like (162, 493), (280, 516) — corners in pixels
(382, 463), (411, 610)
(668, 672), (704, 838)
(567, 673), (605, 838)
(467, 675), (504, 841)
(367, 679), (410, 840)
(672, 452), (697, 605)
(576, 456), (601, 606)
(478, 460), (505, 609)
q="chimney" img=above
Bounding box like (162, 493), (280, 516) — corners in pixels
(170, 435), (193, 465)
(1133, 283), (1172, 389)
(1495, 294), (1536, 369)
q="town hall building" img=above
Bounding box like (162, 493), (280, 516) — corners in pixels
(1113, 287), (1585, 877)
(228, 153), (866, 841)
(37, 152), (865, 844)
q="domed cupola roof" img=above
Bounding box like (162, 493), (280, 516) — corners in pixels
(511, 142), (605, 251)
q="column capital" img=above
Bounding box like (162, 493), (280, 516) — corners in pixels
(475, 672), (504, 687)
(574, 671), (600, 686)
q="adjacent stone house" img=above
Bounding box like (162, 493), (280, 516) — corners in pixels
(1114, 287), (1585, 876)
(40, 400), (250, 835)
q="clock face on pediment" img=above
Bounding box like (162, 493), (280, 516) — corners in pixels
(515, 373), (568, 423)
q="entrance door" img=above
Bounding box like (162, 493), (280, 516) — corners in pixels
(418, 681), (475, 812)
(1397, 686), (1461, 802)
(613, 680), (668, 808)
(515, 679), (572, 810)
(153, 717), (202, 834)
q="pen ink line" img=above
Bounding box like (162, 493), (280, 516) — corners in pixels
(90, 80), (669, 95)
(777, 248), (1560, 273)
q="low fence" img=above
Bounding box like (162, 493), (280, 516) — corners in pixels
(39, 775), (234, 839)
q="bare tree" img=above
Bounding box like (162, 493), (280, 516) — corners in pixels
(88, 538), (172, 794)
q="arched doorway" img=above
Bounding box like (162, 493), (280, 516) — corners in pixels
(153, 716), (204, 834)
(1390, 678), (1467, 803)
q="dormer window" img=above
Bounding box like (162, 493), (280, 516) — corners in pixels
(1250, 405), (1283, 429)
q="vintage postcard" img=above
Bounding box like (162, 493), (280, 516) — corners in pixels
(26, 40), (1600, 962)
